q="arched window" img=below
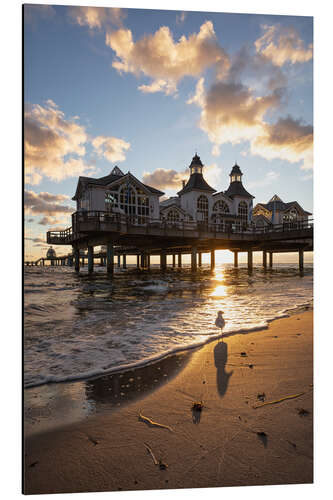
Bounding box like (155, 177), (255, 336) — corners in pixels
(197, 195), (208, 222)
(104, 183), (150, 223)
(166, 209), (180, 223)
(238, 201), (248, 219)
(213, 200), (230, 214)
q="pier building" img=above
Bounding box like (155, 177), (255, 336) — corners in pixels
(42, 153), (313, 274)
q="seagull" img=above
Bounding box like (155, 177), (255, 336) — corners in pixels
(215, 311), (225, 338)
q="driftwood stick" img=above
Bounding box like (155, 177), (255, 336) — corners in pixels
(253, 392), (305, 409)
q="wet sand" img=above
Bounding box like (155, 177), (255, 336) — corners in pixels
(24, 311), (313, 494)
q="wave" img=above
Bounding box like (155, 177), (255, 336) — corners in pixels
(24, 299), (312, 389)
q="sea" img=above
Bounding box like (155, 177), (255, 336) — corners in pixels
(24, 262), (313, 390)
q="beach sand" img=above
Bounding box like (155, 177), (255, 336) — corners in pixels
(24, 311), (313, 494)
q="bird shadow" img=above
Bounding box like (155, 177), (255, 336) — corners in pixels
(214, 340), (233, 398)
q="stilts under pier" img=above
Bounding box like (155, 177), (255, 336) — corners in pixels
(45, 213), (313, 275)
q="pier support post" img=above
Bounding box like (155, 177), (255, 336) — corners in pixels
(269, 252), (273, 268)
(299, 249), (304, 272)
(117, 254), (121, 268)
(191, 247), (197, 271)
(172, 254), (176, 268)
(99, 256), (103, 266)
(136, 254), (140, 269)
(210, 249), (215, 270)
(147, 254), (150, 269)
(263, 251), (267, 269)
(122, 254), (127, 269)
(234, 251), (238, 268)
(106, 243), (114, 276)
(88, 246), (94, 274)
(74, 248), (80, 272)
(177, 253), (182, 268)
(198, 252), (202, 267)
(140, 253), (145, 269)
(247, 250), (253, 271)
(161, 252), (167, 271)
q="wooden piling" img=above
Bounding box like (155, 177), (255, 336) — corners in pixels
(234, 251), (238, 268)
(177, 253), (182, 268)
(210, 249), (215, 270)
(198, 252), (202, 267)
(269, 252), (273, 268)
(299, 249), (304, 272)
(263, 250), (267, 269)
(172, 254), (176, 268)
(106, 243), (114, 276)
(247, 250), (253, 270)
(123, 254), (127, 269)
(88, 246), (94, 274)
(191, 247), (197, 271)
(74, 248), (80, 272)
(160, 252), (167, 271)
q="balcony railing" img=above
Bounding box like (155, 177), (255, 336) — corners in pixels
(47, 212), (313, 244)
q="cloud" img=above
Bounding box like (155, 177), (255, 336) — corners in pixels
(24, 190), (73, 216)
(142, 163), (221, 191)
(24, 100), (95, 185)
(251, 116), (313, 170)
(38, 216), (67, 226)
(91, 136), (130, 163)
(68, 6), (126, 30)
(106, 21), (230, 95)
(228, 46), (287, 92)
(255, 24), (313, 67)
(188, 77), (283, 154)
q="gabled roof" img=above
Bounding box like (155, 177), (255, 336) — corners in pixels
(177, 173), (216, 195)
(160, 203), (190, 217)
(72, 171), (164, 200)
(224, 181), (254, 199)
(256, 199), (312, 216)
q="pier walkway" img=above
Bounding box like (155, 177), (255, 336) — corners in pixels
(43, 211), (313, 274)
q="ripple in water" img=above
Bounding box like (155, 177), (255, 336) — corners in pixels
(24, 263), (313, 388)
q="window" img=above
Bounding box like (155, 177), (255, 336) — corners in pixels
(238, 201), (248, 219)
(166, 209), (180, 223)
(283, 208), (298, 222)
(212, 200), (229, 214)
(104, 182), (150, 224)
(197, 195), (208, 222)
(105, 192), (115, 212)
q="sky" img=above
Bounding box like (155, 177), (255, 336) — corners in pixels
(24, 3), (313, 261)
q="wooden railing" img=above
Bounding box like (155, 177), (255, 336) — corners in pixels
(47, 212), (313, 244)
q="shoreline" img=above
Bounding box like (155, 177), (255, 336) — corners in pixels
(24, 310), (313, 494)
(24, 300), (313, 391)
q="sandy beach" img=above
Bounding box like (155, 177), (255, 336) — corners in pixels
(24, 310), (313, 494)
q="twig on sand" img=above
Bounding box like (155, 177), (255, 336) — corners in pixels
(144, 442), (158, 465)
(144, 443), (169, 470)
(253, 392), (305, 409)
(139, 412), (173, 432)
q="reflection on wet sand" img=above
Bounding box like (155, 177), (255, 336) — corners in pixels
(25, 349), (193, 436)
(85, 350), (192, 411)
(214, 340), (233, 397)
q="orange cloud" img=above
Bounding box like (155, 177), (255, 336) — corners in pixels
(24, 100), (95, 185)
(106, 21), (230, 95)
(188, 77), (282, 154)
(24, 190), (73, 216)
(68, 6), (126, 30)
(255, 24), (313, 66)
(91, 136), (130, 163)
(251, 116), (313, 170)
(142, 163), (222, 192)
